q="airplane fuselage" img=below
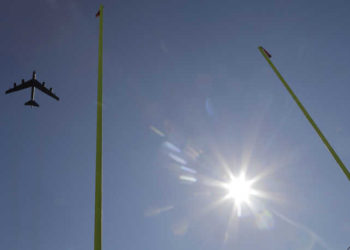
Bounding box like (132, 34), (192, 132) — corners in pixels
(30, 86), (35, 101)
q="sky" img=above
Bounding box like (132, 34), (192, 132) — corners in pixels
(1, 0), (350, 249)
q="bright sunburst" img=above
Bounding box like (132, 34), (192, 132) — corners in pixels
(222, 173), (256, 217)
(226, 174), (252, 204)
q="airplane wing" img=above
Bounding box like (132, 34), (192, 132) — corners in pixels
(34, 80), (60, 101)
(5, 80), (32, 94)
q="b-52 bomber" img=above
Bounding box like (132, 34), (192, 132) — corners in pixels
(5, 71), (59, 107)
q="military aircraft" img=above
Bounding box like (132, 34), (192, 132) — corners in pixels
(5, 71), (59, 107)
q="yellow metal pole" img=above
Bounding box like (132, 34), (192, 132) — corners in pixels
(94, 4), (104, 250)
(258, 46), (350, 181)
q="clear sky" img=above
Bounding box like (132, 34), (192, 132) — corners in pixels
(2, 0), (350, 249)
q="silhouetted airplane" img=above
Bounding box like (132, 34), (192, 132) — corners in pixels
(5, 71), (59, 107)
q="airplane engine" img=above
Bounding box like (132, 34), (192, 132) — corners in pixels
(42, 82), (45, 86)
(49, 88), (53, 92)
(14, 83), (16, 87)
(21, 79), (24, 84)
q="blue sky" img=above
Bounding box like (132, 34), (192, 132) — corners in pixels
(2, 0), (350, 249)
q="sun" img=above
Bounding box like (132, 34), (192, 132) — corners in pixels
(227, 175), (252, 203)
(224, 174), (253, 216)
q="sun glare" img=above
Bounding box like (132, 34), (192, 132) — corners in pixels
(224, 174), (253, 216)
(227, 175), (252, 203)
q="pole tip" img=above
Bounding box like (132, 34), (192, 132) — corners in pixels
(259, 46), (272, 58)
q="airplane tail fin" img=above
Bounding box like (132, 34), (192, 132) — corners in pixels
(24, 100), (39, 107)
